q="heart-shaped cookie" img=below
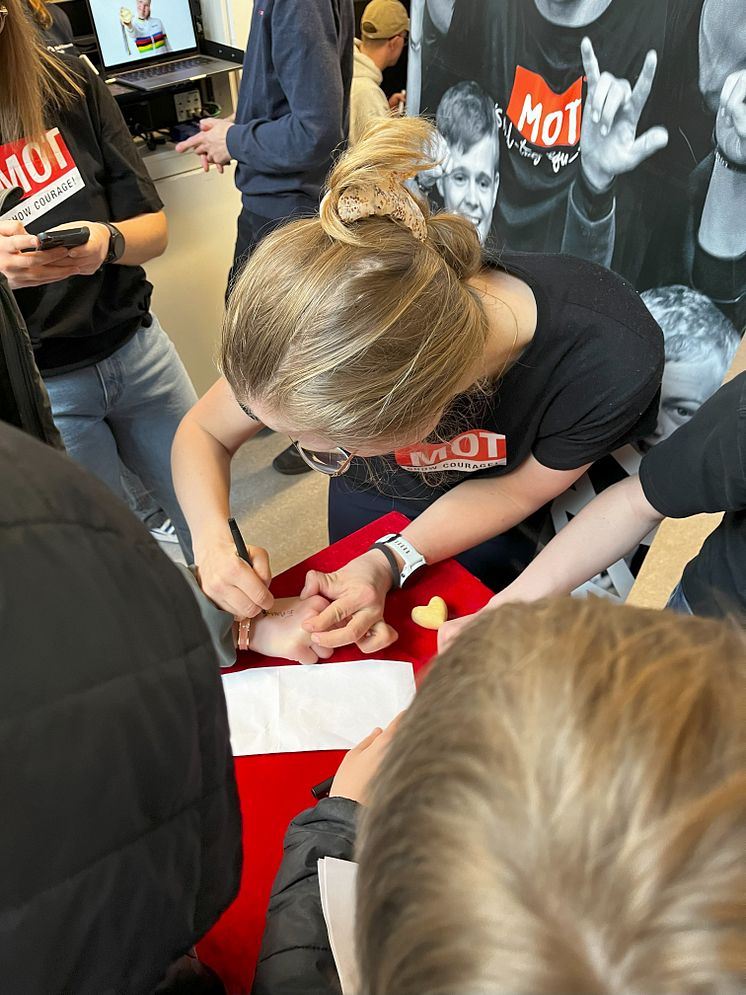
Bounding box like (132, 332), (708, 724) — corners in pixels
(411, 596), (448, 630)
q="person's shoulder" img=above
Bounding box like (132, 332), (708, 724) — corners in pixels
(494, 251), (662, 338)
(706, 372), (746, 429)
(55, 53), (98, 95)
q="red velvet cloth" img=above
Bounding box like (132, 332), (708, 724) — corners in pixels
(197, 513), (492, 993)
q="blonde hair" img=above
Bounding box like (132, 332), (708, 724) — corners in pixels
(1, 0), (81, 145)
(26, 0), (52, 29)
(221, 117), (502, 451)
(356, 600), (746, 994)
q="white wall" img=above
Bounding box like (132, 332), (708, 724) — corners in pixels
(144, 153), (241, 396)
(201, 0), (253, 51)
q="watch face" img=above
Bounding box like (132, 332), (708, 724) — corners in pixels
(107, 225), (124, 262)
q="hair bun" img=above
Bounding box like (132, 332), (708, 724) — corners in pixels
(321, 117), (483, 275)
(426, 214), (483, 280)
(321, 117), (438, 246)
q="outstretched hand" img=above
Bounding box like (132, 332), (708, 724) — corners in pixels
(579, 37), (668, 191)
(330, 713), (404, 804)
(175, 117), (233, 173)
(299, 551), (398, 653)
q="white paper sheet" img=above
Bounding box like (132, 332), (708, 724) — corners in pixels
(221, 659), (415, 756)
(319, 857), (360, 995)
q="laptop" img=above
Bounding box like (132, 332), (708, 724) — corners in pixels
(86, 0), (239, 92)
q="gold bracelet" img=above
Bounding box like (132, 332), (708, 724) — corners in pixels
(237, 617), (252, 652)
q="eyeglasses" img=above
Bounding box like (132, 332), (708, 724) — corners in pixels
(0, 5), (8, 32)
(291, 441), (355, 477)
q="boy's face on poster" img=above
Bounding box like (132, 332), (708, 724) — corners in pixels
(439, 134), (500, 243)
(640, 356), (723, 450)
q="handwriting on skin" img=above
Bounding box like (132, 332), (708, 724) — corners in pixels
(265, 609), (296, 618)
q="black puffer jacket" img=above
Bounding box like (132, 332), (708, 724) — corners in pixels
(252, 797), (358, 995)
(0, 423), (242, 994)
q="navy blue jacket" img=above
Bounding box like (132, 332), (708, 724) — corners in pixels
(226, 0), (354, 218)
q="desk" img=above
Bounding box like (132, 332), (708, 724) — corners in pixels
(197, 512), (492, 993)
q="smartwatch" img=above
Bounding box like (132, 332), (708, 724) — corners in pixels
(101, 222), (125, 263)
(369, 533), (426, 589)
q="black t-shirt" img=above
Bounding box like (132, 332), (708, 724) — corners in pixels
(0, 59), (162, 375)
(345, 250), (664, 504)
(42, 5), (79, 57)
(427, 0), (704, 283)
(639, 372), (746, 618)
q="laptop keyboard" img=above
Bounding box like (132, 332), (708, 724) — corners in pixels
(121, 56), (210, 81)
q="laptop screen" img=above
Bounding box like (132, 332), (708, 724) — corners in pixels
(88, 0), (198, 70)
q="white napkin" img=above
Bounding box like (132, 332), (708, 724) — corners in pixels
(221, 659), (415, 756)
(319, 857), (360, 995)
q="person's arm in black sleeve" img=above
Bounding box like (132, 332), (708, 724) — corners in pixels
(78, 60), (163, 221)
(532, 304), (665, 472)
(639, 372), (746, 518)
(251, 797), (358, 995)
(226, 0), (346, 176)
(566, 40), (667, 270)
(67, 60), (167, 267)
(690, 152), (746, 323)
(690, 71), (746, 325)
(561, 168), (616, 268)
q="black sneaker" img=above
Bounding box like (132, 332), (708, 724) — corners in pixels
(272, 444), (312, 475)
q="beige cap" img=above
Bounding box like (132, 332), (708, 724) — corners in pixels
(360, 0), (410, 40)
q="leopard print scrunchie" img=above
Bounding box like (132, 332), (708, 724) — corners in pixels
(324, 174), (428, 242)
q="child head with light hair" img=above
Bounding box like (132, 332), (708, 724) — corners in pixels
(640, 285), (740, 448)
(356, 599), (746, 994)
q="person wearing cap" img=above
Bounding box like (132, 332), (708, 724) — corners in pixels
(350, 0), (409, 144)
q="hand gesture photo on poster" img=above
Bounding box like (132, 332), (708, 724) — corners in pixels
(579, 37), (668, 192)
(716, 70), (746, 166)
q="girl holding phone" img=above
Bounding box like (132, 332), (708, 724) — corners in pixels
(0, 0), (195, 554)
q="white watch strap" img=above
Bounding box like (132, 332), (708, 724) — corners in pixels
(373, 533), (426, 586)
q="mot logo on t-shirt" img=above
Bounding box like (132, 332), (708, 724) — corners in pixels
(506, 66), (584, 149)
(395, 430), (507, 473)
(0, 128), (84, 225)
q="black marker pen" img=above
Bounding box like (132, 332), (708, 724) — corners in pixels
(228, 516), (252, 565)
(311, 775), (334, 800)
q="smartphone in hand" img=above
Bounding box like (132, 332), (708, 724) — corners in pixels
(21, 226), (90, 252)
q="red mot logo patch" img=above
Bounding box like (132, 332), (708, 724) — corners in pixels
(395, 430), (507, 473)
(506, 66), (584, 149)
(0, 128), (85, 225)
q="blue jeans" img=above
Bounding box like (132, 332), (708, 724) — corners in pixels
(44, 316), (197, 556)
(666, 580), (694, 615)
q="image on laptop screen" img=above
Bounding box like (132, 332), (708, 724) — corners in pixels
(88, 0), (197, 69)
